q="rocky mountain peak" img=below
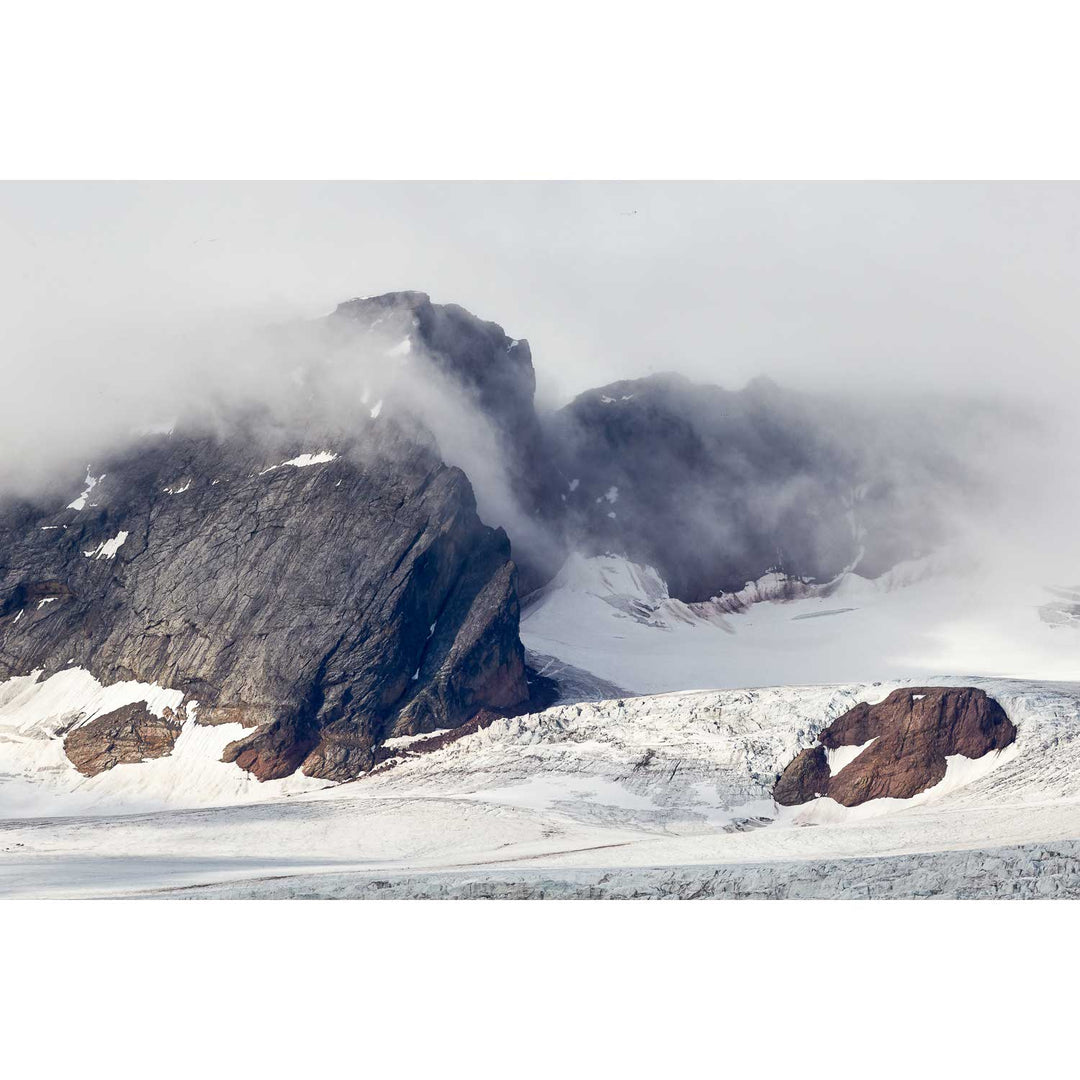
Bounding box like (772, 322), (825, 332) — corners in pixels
(330, 291), (536, 429)
(0, 407), (544, 784)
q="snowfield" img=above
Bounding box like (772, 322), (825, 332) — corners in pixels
(520, 553), (1080, 692)
(3, 661), (1080, 897)
(2, 553), (1079, 898)
(0, 667), (329, 817)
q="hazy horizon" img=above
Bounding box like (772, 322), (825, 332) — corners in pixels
(1, 181), (1078, 585)
(4, 182), (1080, 405)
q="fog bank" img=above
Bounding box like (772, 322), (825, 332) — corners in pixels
(0, 182), (1077, 592)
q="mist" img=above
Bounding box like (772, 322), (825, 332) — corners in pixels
(5, 182), (1080, 401)
(1, 181), (1078, 592)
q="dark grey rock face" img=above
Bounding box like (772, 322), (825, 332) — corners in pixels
(0, 419), (531, 782)
(330, 292), (566, 591)
(544, 373), (959, 602)
(331, 293), (540, 455)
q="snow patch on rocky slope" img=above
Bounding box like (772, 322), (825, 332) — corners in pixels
(82, 530), (128, 559)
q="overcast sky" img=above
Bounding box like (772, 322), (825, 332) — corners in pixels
(3, 182), (1080, 409)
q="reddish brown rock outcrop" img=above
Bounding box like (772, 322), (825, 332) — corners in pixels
(772, 745), (831, 805)
(774, 687), (1016, 807)
(63, 702), (185, 777)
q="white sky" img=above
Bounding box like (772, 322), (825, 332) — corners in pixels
(3, 182), (1080, 409)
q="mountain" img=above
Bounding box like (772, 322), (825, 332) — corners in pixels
(0, 414), (541, 787)
(329, 294), (964, 605)
(330, 291), (566, 591)
(4, 291), (1078, 901)
(544, 372), (959, 602)
(0, 291), (982, 793)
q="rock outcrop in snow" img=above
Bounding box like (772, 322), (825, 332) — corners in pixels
(63, 701), (187, 777)
(774, 686), (1016, 806)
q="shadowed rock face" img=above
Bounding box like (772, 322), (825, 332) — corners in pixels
(0, 419), (532, 783)
(63, 702), (184, 777)
(545, 374), (965, 602)
(774, 687), (1016, 807)
(332, 293), (541, 457)
(331, 292), (566, 592)
(773, 745), (832, 806)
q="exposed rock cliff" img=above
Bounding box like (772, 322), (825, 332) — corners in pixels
(330, 292), (566, 590)
(0, 418), (533, 782)
(544, 373), (962, 602)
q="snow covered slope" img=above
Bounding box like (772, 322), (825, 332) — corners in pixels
(318, 675), (1080, 842)
(5, 672), (1080, 897)
(520, 553), (1080, 692)
(4, 540), (1079, 896)
(0, 668), (327, 817)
